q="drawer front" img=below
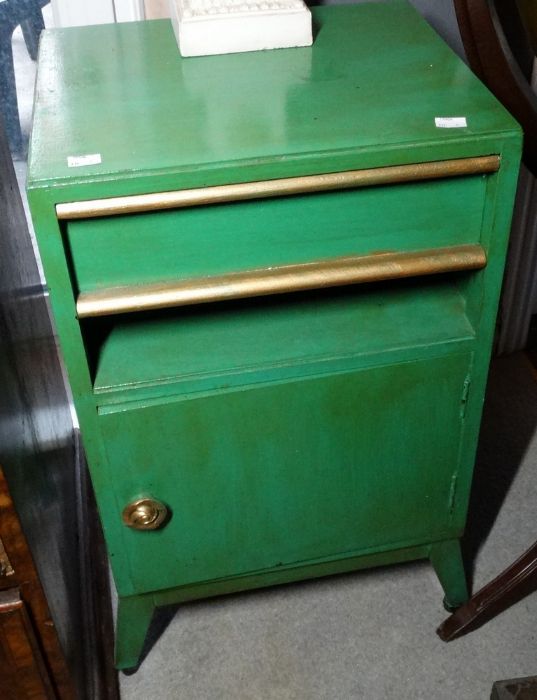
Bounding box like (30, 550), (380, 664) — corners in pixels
(66, 172), (488, 295)
(99, 352), (471, 595)
(0, 590), (55, 700)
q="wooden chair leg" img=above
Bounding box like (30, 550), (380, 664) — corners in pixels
(437, 540), (537, 641)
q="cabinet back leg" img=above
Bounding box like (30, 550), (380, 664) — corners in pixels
(115, 595), (154, 671)
(430, 539), (469, 610)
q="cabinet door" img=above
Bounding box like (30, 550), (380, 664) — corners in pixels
(100, 352), (472, 595)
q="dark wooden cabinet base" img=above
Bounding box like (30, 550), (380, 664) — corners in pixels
(0, 467), (75, 699)
(491, 676), (537, 700)
(0, 589), (56, 700)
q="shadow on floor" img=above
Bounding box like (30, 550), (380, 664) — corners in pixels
(125, 557), (428, 675)
(462, 352), (537, 589)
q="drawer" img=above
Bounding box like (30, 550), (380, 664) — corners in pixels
(91, 277), (476, 403)
(100, 352), (472, 595)
(61, 158), (495, 312)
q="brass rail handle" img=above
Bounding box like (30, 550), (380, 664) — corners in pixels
(57, 156), (499, 220)
(77, 244), (486, 318)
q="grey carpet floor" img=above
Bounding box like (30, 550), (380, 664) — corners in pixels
(119, 353), (537, 700)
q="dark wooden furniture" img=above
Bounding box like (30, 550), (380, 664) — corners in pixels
(438, 539), (537, 641)
(491, 676), (537, 699)
(0, 107), (119, 698)
(454, 0), (537, 175)
(0, 466), (74, 700)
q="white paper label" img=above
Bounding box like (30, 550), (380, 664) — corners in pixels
(67, 153), (102, 167)
(435, 117), (467, 129)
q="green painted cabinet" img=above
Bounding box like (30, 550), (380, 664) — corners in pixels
(101, 352), (472, 593)
(28, 2), (521, 670)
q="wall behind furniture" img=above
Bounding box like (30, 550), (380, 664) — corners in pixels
(51, 0), (144, 26)
(142, 0), (466, 59)
(317, 0), (464, 58)
(408, 0), (463, 56)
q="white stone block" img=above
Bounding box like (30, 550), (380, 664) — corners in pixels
(169, 0), (313, 57)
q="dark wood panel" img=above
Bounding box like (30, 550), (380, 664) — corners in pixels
(491, 676), (537, 700)
(454, 1), (537, 174)
(0, 466), (75, 699)
(0, 589), (55, 700)
(437, 539), (537, 641)
(0, 106), (82, 696)
(0, 105), (118, 700)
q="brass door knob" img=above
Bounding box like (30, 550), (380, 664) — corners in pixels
(122, 497), (168, 530)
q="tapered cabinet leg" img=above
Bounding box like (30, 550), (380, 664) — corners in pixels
(115, 595), (154, 671)
(430, 539), (469, 610)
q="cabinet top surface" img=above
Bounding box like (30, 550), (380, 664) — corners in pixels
(28, 1), (519, 188)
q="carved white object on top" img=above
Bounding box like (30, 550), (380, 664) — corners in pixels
(169, 0), (312, 57)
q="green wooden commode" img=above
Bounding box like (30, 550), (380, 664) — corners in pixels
(28, 2), (521, 670)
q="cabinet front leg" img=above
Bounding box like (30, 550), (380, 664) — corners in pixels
(430, 539), (469, 610)
(115, 594), (154, 671)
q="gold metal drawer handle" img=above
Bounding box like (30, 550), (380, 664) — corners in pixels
(77, 244), (486, 318)
(56, 156), (499, 220)
(122, 498), (168, 531)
